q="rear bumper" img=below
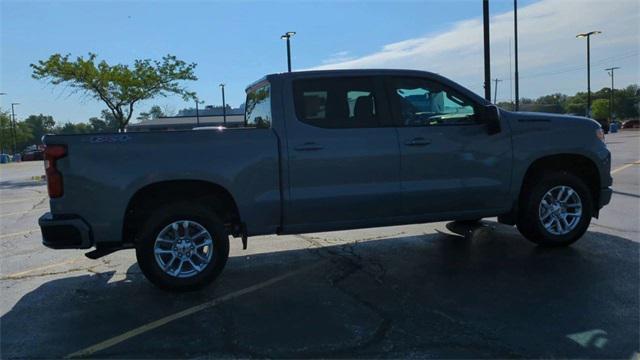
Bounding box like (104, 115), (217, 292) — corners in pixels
(39, 213), (93, 249)
(599, 187), (613, 209)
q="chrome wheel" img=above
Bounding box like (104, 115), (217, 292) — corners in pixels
(154, 220), (214, 278)
(538, 185), (583, 236)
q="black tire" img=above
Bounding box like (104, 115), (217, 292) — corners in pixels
(135, 202), (230, 291)
(517, 171), (593, 247)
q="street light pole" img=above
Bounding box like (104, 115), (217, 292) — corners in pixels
(482, 0), (491, 102)
(605, 66), (620, 123)
(513, 0), (520, 111)
(280, 32), (296, 72)
(219, 84), (227, 126)
(10, 102), (19, 155)
(576, 31), (601, 117)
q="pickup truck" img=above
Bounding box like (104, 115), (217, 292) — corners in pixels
(39, 69), (612, 291)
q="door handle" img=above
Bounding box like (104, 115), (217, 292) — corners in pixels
(294, 142), (324, 151)
(404, 137), (431, 146)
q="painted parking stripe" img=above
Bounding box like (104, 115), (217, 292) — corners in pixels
(1, 258), (82, 280)
(611, 160), (640, 175)
(0, 208), (48, 218)
(0, 197), (46, 205)
(0, 228), (39, 239)
(66, 261), (325, 359)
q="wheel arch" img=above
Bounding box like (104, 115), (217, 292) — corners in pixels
(122, 180), (242, 245)
(501, 153), (601, 225)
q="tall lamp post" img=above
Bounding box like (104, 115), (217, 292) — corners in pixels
(576, 31), (601, 117)
(11, 102), (19, 154)
(482, 0), (491, 102)
(513, 0), (520, 111)
(280, 32), (296, 72)
(605, 67), (620, 124)
(219, 84), (227, 126)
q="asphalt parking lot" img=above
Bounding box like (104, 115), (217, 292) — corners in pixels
(1, 131), (638, 359)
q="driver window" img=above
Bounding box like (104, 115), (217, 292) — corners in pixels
(389, 78), (477, 126)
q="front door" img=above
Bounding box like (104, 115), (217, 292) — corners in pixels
(285, 76), (401, 228)
(386, 76), (512, 217)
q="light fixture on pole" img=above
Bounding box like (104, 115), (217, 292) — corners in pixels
(576, 31), (602, 117)
(280, 32), (296, 72)
(219, 84), (227, 126)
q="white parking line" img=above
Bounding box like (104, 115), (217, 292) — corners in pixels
(0, 197), (46, 205)
(0, 228), (39, 239)
(0, 208), (48, 218)
(66, 261), (325, 358)
(611, 160), (640, 175)
(1, 258), (82, 280)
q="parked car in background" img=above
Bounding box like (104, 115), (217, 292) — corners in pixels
(21, 145), (45, 161)
(0, 153), (11, 163)
(622, 119), (639, 129)
(38, 69), (613, 291)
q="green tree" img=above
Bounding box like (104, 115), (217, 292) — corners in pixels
(591, 99), (609, 121)
(31, 53), (198, 131)
(0, 110), (34, 153)
(137, 105), (165, 121)
(24, 114), (56, 142)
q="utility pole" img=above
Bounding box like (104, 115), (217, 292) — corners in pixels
(493, 78), (502, 104)
(219, 84), (227, 126)
(483, 0), (491, 101)
(10, 102), (19, 155)
(0, 93), (6, 153)
(513, 0), (520, 111)
(280, 32), (296, 72)
(605, 67), (620, 123)
(576, 31), (601, 116)
(195, 99), (200, 126)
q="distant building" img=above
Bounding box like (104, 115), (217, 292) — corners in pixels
(127, 114), (245, 132)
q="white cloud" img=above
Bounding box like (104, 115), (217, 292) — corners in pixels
(312, 0), (640, 100)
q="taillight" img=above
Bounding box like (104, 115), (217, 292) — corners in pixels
(44, 145), (67, 198)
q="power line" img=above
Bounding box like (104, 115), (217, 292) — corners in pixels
(520, 51), (638, 80)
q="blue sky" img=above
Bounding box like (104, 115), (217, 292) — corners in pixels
(1, 0), (638, 124)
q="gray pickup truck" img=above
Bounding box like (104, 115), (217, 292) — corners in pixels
(39, 69), (612, 291)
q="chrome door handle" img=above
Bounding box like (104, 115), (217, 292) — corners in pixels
(404, 137), (431, 146)
(294, 142), (324, 151)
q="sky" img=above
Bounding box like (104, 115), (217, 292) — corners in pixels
(1, 0), (638, 124)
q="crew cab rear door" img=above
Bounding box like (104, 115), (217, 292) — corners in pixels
(386, 76), (512, 217)
(282, 76), (401, 230)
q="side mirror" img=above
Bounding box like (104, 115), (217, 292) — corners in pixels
(480, 105), (501, 135)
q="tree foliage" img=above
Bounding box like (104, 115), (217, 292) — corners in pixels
(31, 53), (198, 131)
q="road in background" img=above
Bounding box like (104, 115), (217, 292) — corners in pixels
(1, 131), (638, 358)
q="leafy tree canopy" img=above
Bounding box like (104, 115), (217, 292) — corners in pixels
(31, 53), (198, 131)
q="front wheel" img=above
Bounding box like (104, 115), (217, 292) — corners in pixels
(135, 202), (229, 291)
(517, 172), (593, 247)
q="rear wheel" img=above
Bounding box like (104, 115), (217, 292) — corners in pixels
(517, 172), (593, 247)
(135, 202), (229, 291)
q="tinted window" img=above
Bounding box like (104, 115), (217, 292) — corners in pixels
(388, 78), (477, 126)
(294, 77), (380, 128)
(245, 83), (271, 128)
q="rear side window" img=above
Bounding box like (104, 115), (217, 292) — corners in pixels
(245, 83), (271, 128)
(293, 77), (380, 128)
